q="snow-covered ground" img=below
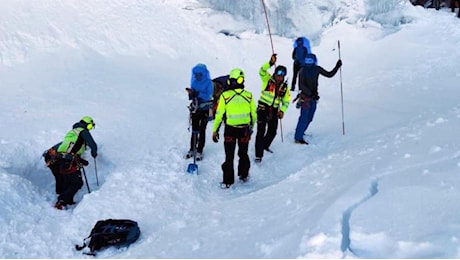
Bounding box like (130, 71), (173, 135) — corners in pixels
(1, 0), (459, 258)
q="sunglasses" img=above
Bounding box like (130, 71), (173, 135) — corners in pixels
(276, 70), (286, 76)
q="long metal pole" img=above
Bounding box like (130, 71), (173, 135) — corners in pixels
(261, 0), (275, 54)
(338, 40), (345, 135)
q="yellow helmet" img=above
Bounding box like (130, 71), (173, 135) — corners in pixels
(228, 68), (245, 85)
(81, 116), (95, 130)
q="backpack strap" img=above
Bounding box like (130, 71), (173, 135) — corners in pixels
(277, 82), (288, 99)
(266, 81), (288, 107)
(224, 90), (251, 105)
(75, 236), (91, 251)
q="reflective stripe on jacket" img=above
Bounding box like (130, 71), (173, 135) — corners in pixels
(213, 88), (257, 132)
(258, 62), (291, 113)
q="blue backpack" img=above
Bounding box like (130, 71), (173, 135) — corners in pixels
(75, 219), (141, 255)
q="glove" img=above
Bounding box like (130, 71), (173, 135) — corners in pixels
(277, 111), (284, 119)
(91, 150), (97, 158)
(269, 53), (277, 66)
(212, 132), (219, 143)
(336, 59), (342, 68)
(80, 158), (89, 166)
(186, 87), (196, 99)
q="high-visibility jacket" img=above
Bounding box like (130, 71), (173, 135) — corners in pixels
(213, 88), (257, 132)
(57, 122), (97, 156)
(57, 127), (86, 155)
(258, 62), (291, 113)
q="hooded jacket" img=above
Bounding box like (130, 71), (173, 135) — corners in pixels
(190, 64), (213, 110)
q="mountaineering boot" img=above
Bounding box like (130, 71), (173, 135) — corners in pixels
(185, 150), (194, 159)
(220, 182), (232, 189)
(54, 200), (66, 210)
(264, 147), (273, 153)
(196, 152), (202, 161)
(295, 139), (309, 145)
(255, 157), (262, 163)
(239, 176), (249, 183)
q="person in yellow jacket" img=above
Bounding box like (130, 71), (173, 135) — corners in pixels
(52, 116), (98, 210)
(255, 54), (291, 163)
(212, 68), (257, 188)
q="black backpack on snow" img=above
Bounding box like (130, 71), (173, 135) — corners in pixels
(75, 219), (140, 255)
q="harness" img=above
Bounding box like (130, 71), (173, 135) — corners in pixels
(224, 89), (252, 105)
(222, 89), (254, 128)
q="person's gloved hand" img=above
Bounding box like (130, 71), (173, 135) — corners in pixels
(269, 53), (277, 66)
(212, 132), (219, 143)
(91, 151), (97, 158)
(278, 111), (284, 119)
(336, 59), (342, 68)
(80, 158), (89, 166)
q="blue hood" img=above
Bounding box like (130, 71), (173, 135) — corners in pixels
(293, 37), (312, 53)
(190, 64), (213, 103)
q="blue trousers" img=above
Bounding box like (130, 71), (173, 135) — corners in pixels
(294, 99), (317, 141)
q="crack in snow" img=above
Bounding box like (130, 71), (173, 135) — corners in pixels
(340, 179), (379, 257)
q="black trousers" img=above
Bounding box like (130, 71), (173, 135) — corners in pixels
(58, 158), (83, 205)
(49, 163), (63, 195)
(291, 61), (302, 89)
(255, 104), (279, 158)
(57, 169), (83, 205)
(190, 110), (209, 153)
(221, 125), (251, 185)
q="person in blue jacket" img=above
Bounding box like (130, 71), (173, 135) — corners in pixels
(294, 54), (342, 144)
(291, 37), (312, 91)
(185, 64), (213, 161)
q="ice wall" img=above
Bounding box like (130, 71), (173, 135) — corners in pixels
(200, 0), (414, 39)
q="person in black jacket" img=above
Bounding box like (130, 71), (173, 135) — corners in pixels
(293, 54), (342, 144)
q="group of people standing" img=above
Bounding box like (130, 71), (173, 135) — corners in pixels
(186, 37), (342, 188)
(41, 37), (342, 210)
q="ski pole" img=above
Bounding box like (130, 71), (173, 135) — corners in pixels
(94, 158), (99, 186)
(81, 165), (91, 193)
(338, 40), (345, 135)
(279, 118), (284, 142)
